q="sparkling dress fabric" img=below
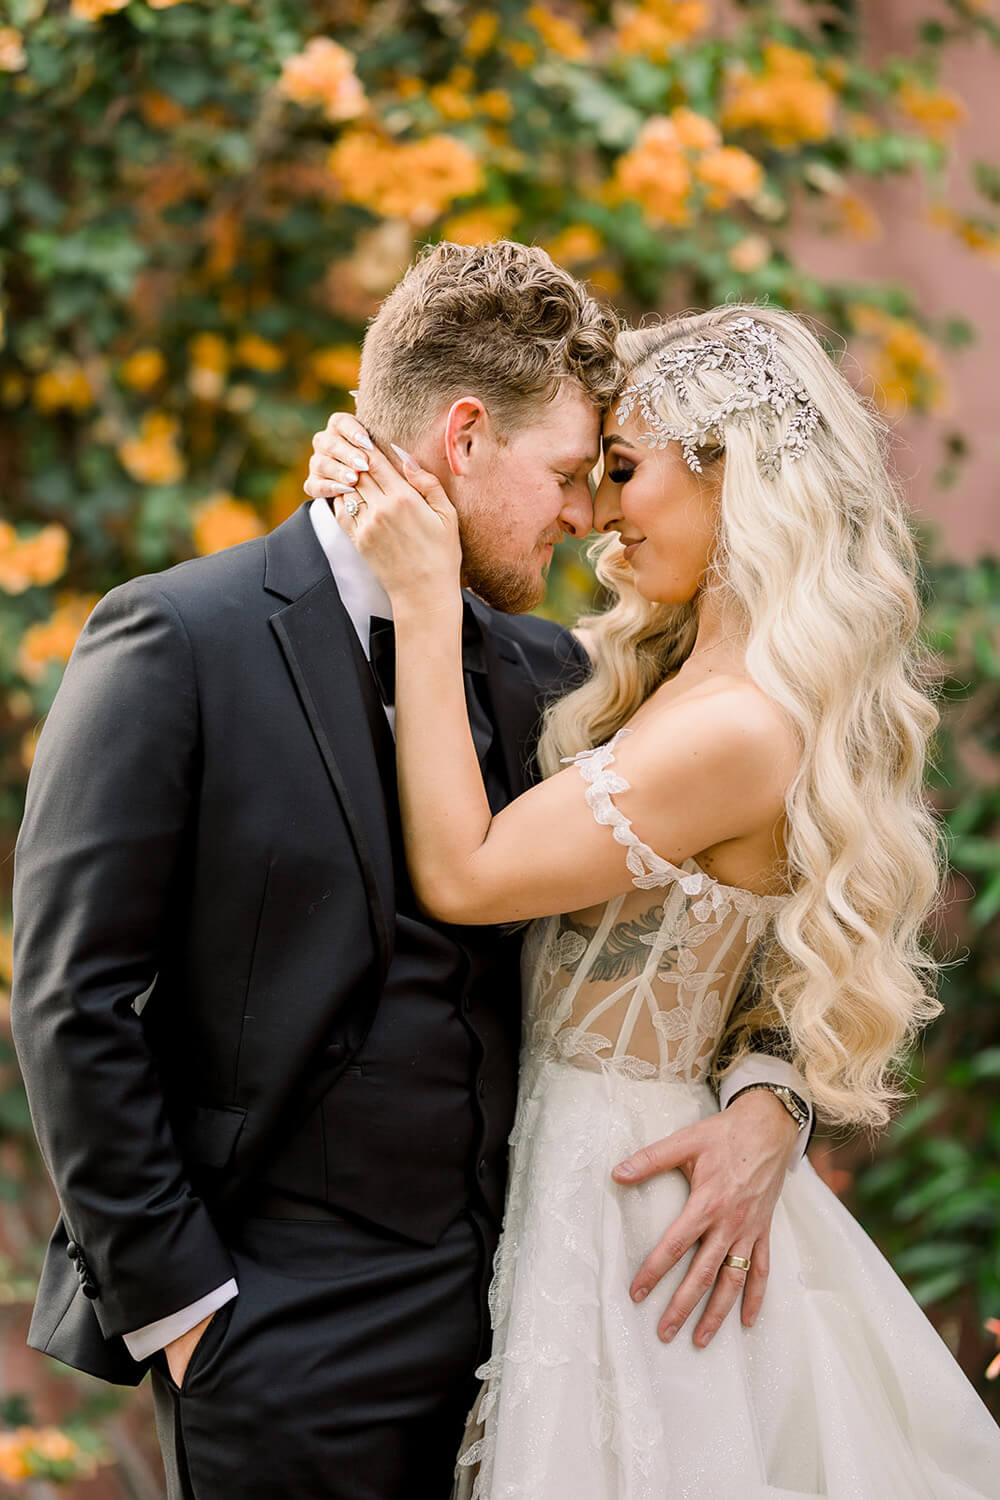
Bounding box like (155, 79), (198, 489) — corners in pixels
(453, 730), (1000, 1499)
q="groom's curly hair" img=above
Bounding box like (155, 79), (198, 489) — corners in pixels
(356, 240), (622, 448)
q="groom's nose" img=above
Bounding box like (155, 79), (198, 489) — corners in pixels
(558, 479), (594, 539)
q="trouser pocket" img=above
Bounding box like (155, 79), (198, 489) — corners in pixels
(155, 1296), (236, 1397)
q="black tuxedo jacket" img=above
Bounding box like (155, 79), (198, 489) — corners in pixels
(10, 503), (588, 1386)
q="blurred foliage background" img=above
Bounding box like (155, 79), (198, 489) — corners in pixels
(0, 0), (998, 1487)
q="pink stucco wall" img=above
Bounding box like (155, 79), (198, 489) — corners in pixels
(789, 3), (1000, 559)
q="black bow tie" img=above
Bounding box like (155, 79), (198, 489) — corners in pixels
(368, 616), (397, 706)
(367, 608), (487, 707)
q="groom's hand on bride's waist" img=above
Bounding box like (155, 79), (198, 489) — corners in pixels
(610, 1090), (800, 1350)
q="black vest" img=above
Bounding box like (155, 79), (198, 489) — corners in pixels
(258, 606), (522, 1244)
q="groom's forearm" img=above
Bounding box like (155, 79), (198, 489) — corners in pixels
(718, 1054), (813, 1168)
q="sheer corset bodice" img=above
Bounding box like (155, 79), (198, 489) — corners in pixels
(521, 728), (791, 1086)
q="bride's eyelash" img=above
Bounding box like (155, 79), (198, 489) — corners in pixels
(608, 466), (634, 484)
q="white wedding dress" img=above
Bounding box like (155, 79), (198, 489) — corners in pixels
(454, 729), (1000, 1499)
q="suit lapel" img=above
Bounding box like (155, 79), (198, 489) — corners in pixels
(266, 506), (395, 976)
(466, 594), (549, 796)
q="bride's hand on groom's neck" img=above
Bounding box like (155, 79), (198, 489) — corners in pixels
(329, 433), (462, 612)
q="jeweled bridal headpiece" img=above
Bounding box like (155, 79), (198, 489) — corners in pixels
(614, 315), (820, 478)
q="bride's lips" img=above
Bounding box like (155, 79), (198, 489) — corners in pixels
(622, 539), (644, 562)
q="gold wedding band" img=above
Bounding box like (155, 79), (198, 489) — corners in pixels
(723, 1254), (752, 1272)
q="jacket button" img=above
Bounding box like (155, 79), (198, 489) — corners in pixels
(65, 1240), (81, 1261)
(81, 1281), (98, 1299)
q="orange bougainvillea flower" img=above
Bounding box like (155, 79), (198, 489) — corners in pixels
(696, 145), (764, 206)
(120, 348), (167, 391)
(527, 5), (589, 62)
(429, 82), (476, 122)
(850, 305), (947, 413)
(309, 344), (362, 389)
(0, 1434), (30, 1483)
(0, 27), (27, 71)
(728, 234), (771, 273)
(478, 88), (514, 122)
(896, 79), (965, 140)
(32, 362), (94, 415)
(18, 595), (99, 682)
(117, 411), (186, 485)
(985, 1319), (1000, 1380)
(463, 11), (500, 58)
(441, 203), (519, 245)
(278, 37), (366, 123)
(192, 494), (266, 557)
(234, 334), (284, 373)
(139, 90), (187, 130)
(610, 107), (761, 226)
(669, 106), (721, 151)
(614, 1), (709, 62)
(835, 192), (882, 241)
(544, 223), (604, 265)
(188, 331), (229, 401)
(0, 1425), (99, 1481)
(70, 0), (129, 20)
(610, 116), (692, 225)
(329, 130), (483, 227)
(722, 42), (837, 148)
(0, 523), (71, 595)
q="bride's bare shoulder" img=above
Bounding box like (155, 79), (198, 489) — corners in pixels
(630, 677), (800, 796)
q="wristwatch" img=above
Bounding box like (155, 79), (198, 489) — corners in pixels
(726, 1081), (810, 1132)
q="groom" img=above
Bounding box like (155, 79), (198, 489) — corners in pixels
(11, 240), (813, 1500)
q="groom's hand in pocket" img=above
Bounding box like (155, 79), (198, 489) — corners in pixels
(611, 1089), (799, 1348)
(164, 1308), (216, 1389)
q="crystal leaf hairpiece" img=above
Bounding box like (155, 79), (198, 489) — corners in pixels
(614, 315), (820, 477)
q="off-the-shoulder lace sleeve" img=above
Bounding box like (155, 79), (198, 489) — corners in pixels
(561, 728), (719, 896)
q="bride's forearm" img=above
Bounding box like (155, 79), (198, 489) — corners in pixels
(392, 598), (493, 918)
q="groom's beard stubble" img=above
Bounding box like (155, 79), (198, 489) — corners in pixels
(458, 511), (561, 615)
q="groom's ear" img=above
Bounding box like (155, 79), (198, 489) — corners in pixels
(443, 396), (490, 476)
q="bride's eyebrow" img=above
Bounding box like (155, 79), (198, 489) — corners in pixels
(602, 434), (641, 455)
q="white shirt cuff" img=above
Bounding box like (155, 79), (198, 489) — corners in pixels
(718, 1053), (813, 1171)
(122, 1279), (239, 1362)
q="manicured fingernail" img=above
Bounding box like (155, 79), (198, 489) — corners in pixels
(660, 1326), (676, 1343)
(357, 430), (374, 451)
(697, 1331), (712, 1347)
(353, 455), (369, 471)
(390, 441), (416, 468)
(343, 469), (357, 483)
(632, 1287), (648, 1303)
(613, 1162), (635, 1179)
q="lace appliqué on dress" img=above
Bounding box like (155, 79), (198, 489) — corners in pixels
(453, 729), (792, 1498)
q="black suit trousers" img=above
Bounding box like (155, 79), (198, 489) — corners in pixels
(149, 1209), (491, 1500)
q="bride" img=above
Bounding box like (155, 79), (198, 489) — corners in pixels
(327, 304), (1000, 1496)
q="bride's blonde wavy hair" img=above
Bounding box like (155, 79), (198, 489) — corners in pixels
(536, 303), (945, 1132)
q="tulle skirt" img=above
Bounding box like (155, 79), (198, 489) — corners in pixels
(454, 1059), (1000, 1499)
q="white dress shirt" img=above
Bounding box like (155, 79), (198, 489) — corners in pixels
(123, 501), (811, 1360)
